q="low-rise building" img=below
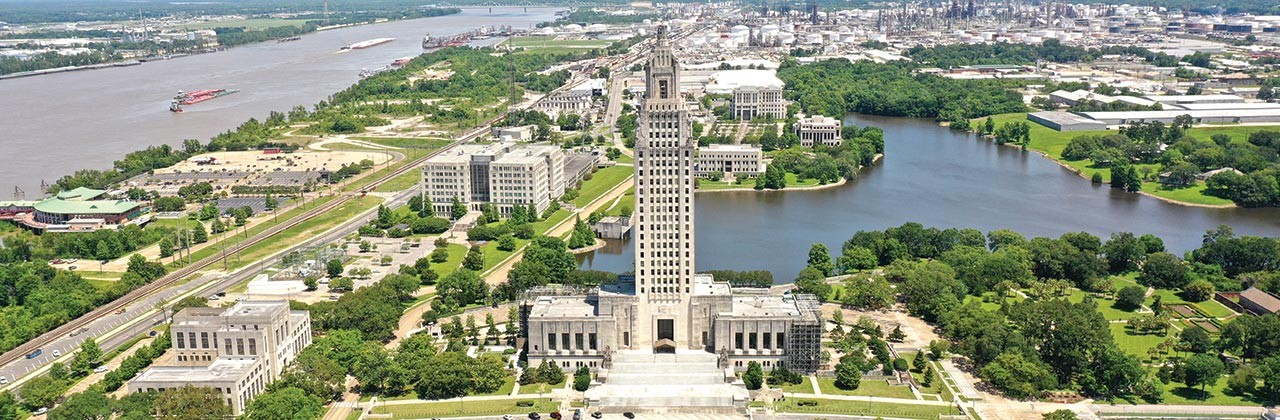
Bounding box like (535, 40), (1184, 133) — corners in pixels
(731, 86), (785, 120)
(795, 115), (842, 147)
(696, 144), (763, 178)
(422, 143), (566, 217)
(129, 301), (311, 415)
(0, 187), (147, 232)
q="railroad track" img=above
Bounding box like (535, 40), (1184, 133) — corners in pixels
(0, 135), (468, 368)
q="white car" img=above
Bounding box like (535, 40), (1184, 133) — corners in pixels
(0, 376), (8, 385)
(94, 366), (109, 373)
(33, 407), (47, 415)
(51, 350), (61, 357)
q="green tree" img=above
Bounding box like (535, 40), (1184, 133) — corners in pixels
(153, 385), (231, 420)
(450, 195), (467, 220)
(1182, 353), (1225, 400)
(743, 361), (764, 390)
(19, 376), (63, 410)
(807, 243), (834, 275)
(462, 246), (484, 271)
(243, 387), (324, 420)
(835, 358), (862, 390)
(1183, 279), (1215, 302)
(191, 223), (208, 244)
(497, 234), (517, 252)
(1116, 285), (1147, 310)
(573, 366), (591, 392)
(326, 259), (343, 278)
(48, 390), (111, 420)
(1138, 252), (1191, 289)
(1179, 327), (1213, 354)
(1043, 409), (1079, 420)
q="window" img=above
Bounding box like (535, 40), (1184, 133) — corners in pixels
(177, 333), (185, 349)
(547, 334), (556, 350)
(589, 333), (598, 350)
(575, 333), (584, 350)
(225, 339), (233, 355)
(624, 332), (630, 347)
(777, 332), (785, 348)
(749, 333), (758, 350)
(236, 339), (245, 355)
(562, 333), (570, 350)
(201, 332), (209, 348)
(763, 333), (772, 349)
(734, 333), (744, 350)
(249, 338), (257, 355)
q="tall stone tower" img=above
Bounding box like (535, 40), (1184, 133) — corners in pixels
(633, 26), (696, 352)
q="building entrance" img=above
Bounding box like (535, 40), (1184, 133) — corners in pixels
(655, 319), (675, 353)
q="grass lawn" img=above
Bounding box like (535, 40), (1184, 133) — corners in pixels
(375, 171), (420, 192)
(171, 195), (338, 269)
(431, 243), (467, 278)
(230, 196), (383, 269)
(602, 187), (634, 216)
(776, 398), (961, 419)
(899, 353), (955, 402)
(976, 113), (1280, 206)
(1110, 323), (1171, 362)
(697, 172), (828, 191)
(516, 378), (566, 395)
(370, 398), (558, 419)
(147, 218), (202, 230)
(476, 376), (517, 396)
(506, 36), (613, 49)
(1066, 288), (1141, 321)
(1157, 376), (1257, 406)
(176, 18), (310, 30)
(816, 377), (917, 399)
(572, 166), (632, 207)
(1148, 288), (1237, 319)
(531, 209), (573, 235)
(780, 378), (816, 394)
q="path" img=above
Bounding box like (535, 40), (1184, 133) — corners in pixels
(733, 120), (748, 145)
(63, 336), (155, 396)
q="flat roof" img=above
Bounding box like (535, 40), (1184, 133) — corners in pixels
(1144, 94), (1244, 103)
(1028, 111), (1106, 126)
(726, 294), (803, 318)
(701, 144), (762, 152)
(134, 357), (258, 383)
(1168, 102), (1280, 111)
(1080, 108), (1280, 119)
(528, 296), (598, 318)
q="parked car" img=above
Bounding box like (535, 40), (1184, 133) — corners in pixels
(52, 350), (61, 357)
(33, 407), (47, 415)
(114, 308), (126, 314)
(25, 349), (42, 359)
(622, 413), (635, 419)
(69, 327), (88, 337)
(590, 412), (602, 419)
(0, 376), (8, 385)
(94, 366), (109, 373)
(528, 413), (541, 420)
(550, 412), (562, 420)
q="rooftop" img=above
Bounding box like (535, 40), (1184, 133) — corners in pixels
(33, 198), (141, 215)
(528, 296), (599, 318)
(55, 187), (107, 201)
(134, 357), (259, 383)
(706, 69), (784, 94)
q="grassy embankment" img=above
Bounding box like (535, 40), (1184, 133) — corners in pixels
(978, 113), (1280, 206)
(369, 398), (558, 419)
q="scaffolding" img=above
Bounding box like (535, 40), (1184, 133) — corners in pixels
(786, 293), (824, 373)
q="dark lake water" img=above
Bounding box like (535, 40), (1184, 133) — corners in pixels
(576, 114), (1280, 281)
(0, 7), (561, 196)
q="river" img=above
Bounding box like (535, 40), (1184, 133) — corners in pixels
(0, 7), (562, 197)
(576, 114), (1280, 280)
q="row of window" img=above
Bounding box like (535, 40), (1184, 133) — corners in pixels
(733, 332), (786, 351)
(544, 332), (599, 351)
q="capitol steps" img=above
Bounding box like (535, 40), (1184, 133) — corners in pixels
(585, 351), (748, 411)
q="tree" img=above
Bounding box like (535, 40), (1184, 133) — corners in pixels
(569, 216), (596, 249)
(326, 259), (343, 278)
(835, 358), (862, 390)
(887, 325), (906, 343)
(497, 234), (517, 252)
(153, 385), (231, 420)
(191, 223), (208, 244)
(19, 376), (63, 410)
(1116, 285), (1147, 310)
(462, 246), (484, 271)
(450, 196), (467, 220)
(78, 337), (103, 368)
(243, 387), (324, 420)
(1227, 364), (1258, 396)
(1182, 354), (1225, 400)
(837, 246), (877, 272)
(1103, 232), (1145, 273)
(359, 240), (372, 253)
(1043, 410), (1080, 420)
(573, 366), (591, 392)
(1139, 252), (1191, 289)
(48, 390), (112, 420)
(979, 352), (1056, 399)
(743, 361), (764, 390)
(807, 243), (834, 276)
(437, 269), (487, 307)
(416, 352), (505, 399)
(264, 194), (279, 211)
(1183, 279), (1215, 302)
(912, 351), (926, 372)
(1179, 327), (1213, 354)
(794, 267), (831, 298)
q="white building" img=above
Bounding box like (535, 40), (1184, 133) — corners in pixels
(704, 69), (787, 120)
(795, 115), (842, 147)
(522, 31), (823, 411)
(129, 301), (312, 415)
(696, 144), (763, 177)
(422, 143), (566, 216)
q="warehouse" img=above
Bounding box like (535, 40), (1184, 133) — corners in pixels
(1077, 108), (1280, 126)
(1027, 111), (1108, 131)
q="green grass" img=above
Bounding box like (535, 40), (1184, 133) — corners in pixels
(176, 18), (310, 30)
(775, 398), (961, 419)
(431, 243), (467, 278)
(1110, 323), (1171, 362)
(978, 113), (1280, 206)
(506, 36), (614, 49)
(370, 398), (559, 419)
(815, 377), (917, 399)
(1156, 375), (1257, 406)
(530, 209), (573, 235)
(146, 218), (202, 230)
(171, 195), (337, 268)
(780, 377), (816, 394)
(899, 353), (955, 402)
(1066, 288), (1142, 321)
(376, 170), (420, 192)
(572, 166), (632, 207)
(230, 196), (383, 269)
(516, 378), (566, 395)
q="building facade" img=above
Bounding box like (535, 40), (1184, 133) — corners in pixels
(795, 115), (842, 147)
(422, 143), (566, 216)
(523, 28), (822, 377)
(129, 301), (311, 415)
(0, 187), (147, 232)
(695, 144), (763, 178)
(730, 86), (785, 120)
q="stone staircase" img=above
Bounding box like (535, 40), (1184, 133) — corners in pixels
(585, 351), (748, 412)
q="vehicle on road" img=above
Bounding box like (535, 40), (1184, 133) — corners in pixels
(69, 327), (88, 337)
(528, 413), (540, 420)
(33, 407), (47, 415)
(68, 265), (77, 270)
(591, 412), (602, 419)
(94, 366), (109, 373)
(114, 308), (126, 314)
(550, 412), (561, 420)
(0, 376), (7, 385)
(25, 349), (42, 359)
(623, 413), (635, 419)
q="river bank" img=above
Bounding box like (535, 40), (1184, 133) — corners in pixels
(970, 113), (1280, 208)
(694, 154), (883, 193)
